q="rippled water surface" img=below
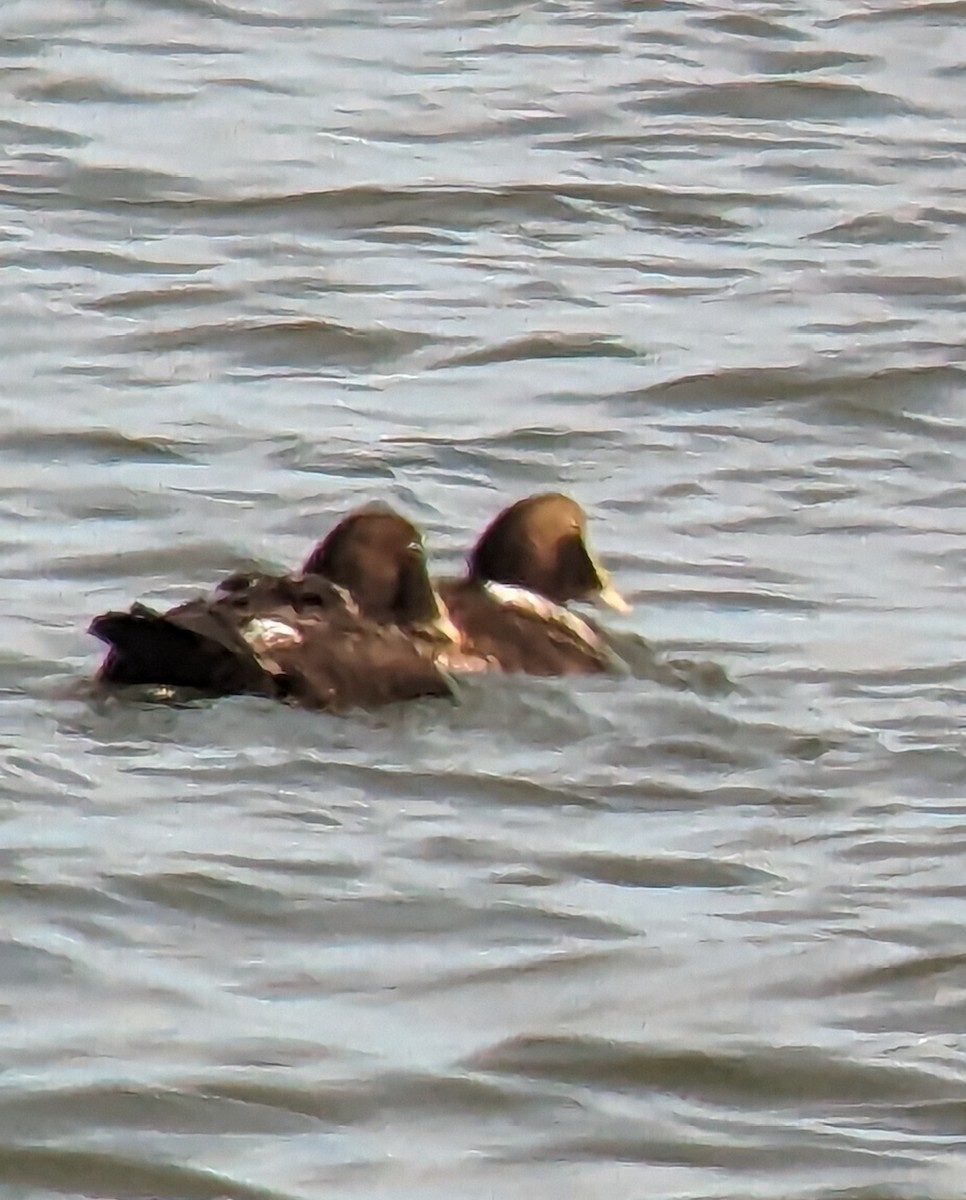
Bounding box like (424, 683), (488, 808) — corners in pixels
(4, 1), (966, 1196)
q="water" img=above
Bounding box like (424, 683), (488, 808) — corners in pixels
(3, 1), (966, 1196)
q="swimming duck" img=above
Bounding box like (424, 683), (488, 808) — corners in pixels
(301, 503), (459, 640)
(90, 507), (455, 711)
(434, 492), (631, 675)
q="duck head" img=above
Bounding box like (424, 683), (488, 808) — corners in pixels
(468, 492), (630, 612)
(303, 505), (459, 642)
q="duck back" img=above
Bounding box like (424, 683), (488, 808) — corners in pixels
(91, 572), (454, 711)
(437, 579), (612, 676)
(213, 572), (454, 711)
(91, 601), (274, 695)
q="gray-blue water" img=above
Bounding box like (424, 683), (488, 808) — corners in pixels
(4, 2), (966, 1196)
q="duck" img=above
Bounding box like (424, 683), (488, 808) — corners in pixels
(304, 492), (631, 676)
(457, 493), (628, 609)
(90, 506), (456, 711)
(301, 503), (459, 641)
(435, 492), (631, 675)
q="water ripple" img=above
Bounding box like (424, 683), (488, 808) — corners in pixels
(6, 0), (966, 1196)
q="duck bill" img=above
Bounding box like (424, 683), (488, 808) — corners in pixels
(590, 556), (631, 614)
(598, 580), (631, 614)
(401, 555), (462, 645)
(412, 578), (462, 646)
(574, 535), (631, 614)
(425, 599), (462, 646)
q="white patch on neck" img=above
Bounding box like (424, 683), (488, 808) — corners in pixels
(483, 582), (602, 649)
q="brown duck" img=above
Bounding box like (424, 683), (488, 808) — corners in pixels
(90, 506), (456, 711)
(302, 493), (630, 677)
(432, 492), (630, 675)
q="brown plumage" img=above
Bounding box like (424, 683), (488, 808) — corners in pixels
(436, 493), (630, 676)
(301, 504), (450, 635)
(89, 600), (275, 696)
(208, 571), (453, 710)
(91, 509), (455, 712)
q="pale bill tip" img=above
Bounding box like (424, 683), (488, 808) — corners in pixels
(598, 582), (632, 614)
(433, 610), (462, 646)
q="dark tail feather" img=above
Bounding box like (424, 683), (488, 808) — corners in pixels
(89, 603), (273, 695)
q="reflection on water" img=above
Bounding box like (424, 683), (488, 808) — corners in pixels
(4, 1), (966, 1196)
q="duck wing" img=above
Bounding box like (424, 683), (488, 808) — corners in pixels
(89, 573), (337, 695)
(89, 601), (275, 695)
(258, 613), (456, 711)
(91, 573), (455, 711)
(213, 576), (455, 709)
(437, 579), (614, 676)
